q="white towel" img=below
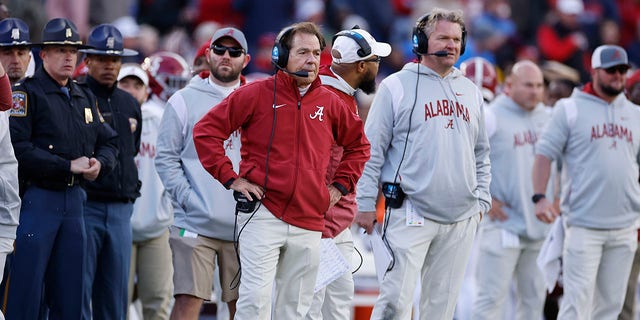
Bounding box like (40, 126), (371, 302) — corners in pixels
(536, 217), (564, 293)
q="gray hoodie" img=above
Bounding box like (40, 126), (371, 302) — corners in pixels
(0, 111), (19, 239)
(484, 95), (550, 240)
(357, 62), (491, 223)
(155, 76), (240, 241)
(536, 88), (640, 229)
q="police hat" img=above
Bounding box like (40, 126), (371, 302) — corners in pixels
(80, 24), (138, 57)
(39, 18), (90, 48)
(0, 18), (31, 47)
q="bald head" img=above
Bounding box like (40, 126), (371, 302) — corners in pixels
(507, 60), (544, 111)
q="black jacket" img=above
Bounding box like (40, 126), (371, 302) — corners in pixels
(9, 67), (118, 189)
(82, 76), (142, 202)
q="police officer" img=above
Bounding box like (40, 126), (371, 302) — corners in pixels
(0, 18), (32, 84)
(79, 24), (142, 320)
(6, 18), (118, 319)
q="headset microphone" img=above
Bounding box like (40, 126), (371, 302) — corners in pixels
(274, 63), (309, 77)
(428, 50), (449, 57)
(285, 69), (309, 77)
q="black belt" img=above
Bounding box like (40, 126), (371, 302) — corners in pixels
(31, 174), (81, 191)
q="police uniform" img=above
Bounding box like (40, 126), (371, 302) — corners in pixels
(5, 18), (118, 320)
(78, 24), (142, 320)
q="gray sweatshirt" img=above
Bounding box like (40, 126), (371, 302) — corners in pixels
(155, 76), (240, 241)
(131, 96), (173, 242)
(485, 95), (550, 240)
(357, 62), (491, 223)
(536, 88), (640, 229)
(0, 111), (20, 239)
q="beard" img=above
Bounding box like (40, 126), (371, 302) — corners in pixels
(599, 83), (624, 97)
(358, 72), (377, 94)
(211, 65), (241, 83)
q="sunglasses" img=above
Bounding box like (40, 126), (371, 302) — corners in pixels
(362, 56), (381, 63)
(211, 45), (244, 58)
(603, 65), (629, 75)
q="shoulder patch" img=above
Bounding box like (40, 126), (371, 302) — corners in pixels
(10, 91), (27, 117)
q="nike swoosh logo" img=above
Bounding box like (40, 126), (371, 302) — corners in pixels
(273, 104), (286, 109)
(455, 92), (463, 96)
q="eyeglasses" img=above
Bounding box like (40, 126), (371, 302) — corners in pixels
(211, 45), (244, 58)
(603, 65), (629, 75)
(361, 56), (381, 63)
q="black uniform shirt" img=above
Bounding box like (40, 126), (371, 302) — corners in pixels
(9, 67), (118, 183)
(82, 75), (142, 202)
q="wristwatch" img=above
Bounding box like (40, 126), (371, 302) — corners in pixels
(531, 193), (546, 204)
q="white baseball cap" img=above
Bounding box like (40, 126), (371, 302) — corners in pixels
(331, 29), (391, 64)
(557, 0), (584, 15)
(118, 63), (149, 86)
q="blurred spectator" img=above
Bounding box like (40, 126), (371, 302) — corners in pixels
(581, 0), (620, 51)
(193, 21), (220, 51)
(599, 19), (620, 46)
(467, 0), (518, 70)
(541, 60), (581, 107)
(616, 0), (640, 49)
(194, 0), (243, 29)
(119, 63), (174, 320)
(626, 21), (640, 68)
(137, 24), (161, 61)
(137, 0), (194, 36)
(537, 0), (590, 82)
(245, 32), (276, 76)
(509, 0), (549, 46)
(112, 16), (143, 63)
(44, 0), (89, 39)
(192, 41), (210, 76)
(89, 0), (131, 26)
(626, 69), (640, 105)
(233, 0), (295, 73)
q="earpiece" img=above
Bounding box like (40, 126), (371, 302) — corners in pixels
(332, 26), (371, 58)
(272, 26), (294, 70)
(412, 13), (467, 56)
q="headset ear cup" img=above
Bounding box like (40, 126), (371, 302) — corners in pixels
(412, 14), (429, 55)
(277, 43), (288, 69)
(272, 27), (293, 70)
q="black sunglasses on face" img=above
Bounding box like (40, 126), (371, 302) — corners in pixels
(211, 45), (244, 58)
(603, 65), (629, 75)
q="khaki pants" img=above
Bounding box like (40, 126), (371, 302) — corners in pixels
(128, 230), (173, 320)
(235, 205), (321, 320)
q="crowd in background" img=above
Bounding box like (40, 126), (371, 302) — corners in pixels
(4, 0), (640, 319)
(6, 0), (640, 87)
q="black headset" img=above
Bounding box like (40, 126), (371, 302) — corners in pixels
(412, 13), (467, 56)
(271, 25), (326, 70)
(331, 26), (371, 58)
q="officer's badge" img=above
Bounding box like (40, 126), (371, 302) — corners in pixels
(84, 108), (93, 123)
(10, 91), (27, 117)
(129, 118), (138, 133)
